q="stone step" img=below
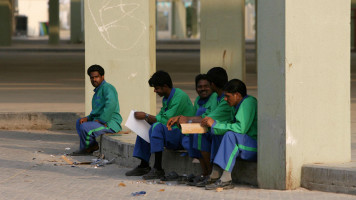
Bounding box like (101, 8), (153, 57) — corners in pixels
(101, 133), (257, 186)
(302, 163), (356, 195)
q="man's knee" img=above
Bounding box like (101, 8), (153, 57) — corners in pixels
(150, 123), (166, 138)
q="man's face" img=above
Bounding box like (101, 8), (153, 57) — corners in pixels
(90, 71), (104, 88)
(224, 92), (242, 106)
(154, 86), (166, 97)
(196, 79), (212, 99)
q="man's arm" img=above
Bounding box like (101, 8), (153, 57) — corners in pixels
(206, 98), (257, 135)
(134, 111), (157, 124)
(99, 86), (118, 123)
(167, 116), (203, 130)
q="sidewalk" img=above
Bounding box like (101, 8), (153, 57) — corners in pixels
(0, 130), (355, 200)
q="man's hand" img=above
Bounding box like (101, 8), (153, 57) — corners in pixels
(167, 116), (180, 130)
(201, 117), (215, 128)
(95, 120), (107, 127)
(79, 117), (88, 124)
(134, 111), (146, 120)
(167, 116), (191, 131)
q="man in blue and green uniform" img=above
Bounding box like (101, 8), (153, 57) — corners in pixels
(167, 67), (235, 185)
(125, 70), (194, 179)
(71, 64), (122, 156)
(202, 79), (257, 190)
(180, 74), (218, 176)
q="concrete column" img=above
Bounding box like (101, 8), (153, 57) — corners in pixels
(257, 0), (350, 189)
(49, 0), (59, 44)
(70, 0), (83, 43)
(172, 0), (186, 39)
(85, 0), (156, 124)
(187, 0), (198, 38)
(200, 0), (245, 81)
(0, 0), (12, 46)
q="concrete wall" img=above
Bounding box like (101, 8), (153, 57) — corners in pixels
(200, 0), (245, 80)
(85, 0), (156, 127)
(258, 0), (350, 189)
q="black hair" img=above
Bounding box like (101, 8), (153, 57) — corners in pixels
(195, 74), (209, 88)
(206, 67), (228, 89)
(87, 64), (105, 76)
(148, 70), (173, 88)
(224, 79), (247, 97)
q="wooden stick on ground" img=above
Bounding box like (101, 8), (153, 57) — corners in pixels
(60, 155), (74, 165)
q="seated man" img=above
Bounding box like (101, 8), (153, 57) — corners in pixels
(167, 67), (235, 185)
(71, 64), (122, 156)
(202, 79), (257, 190)
(125, 70), (194, 179)
(180, 74), (218, 177)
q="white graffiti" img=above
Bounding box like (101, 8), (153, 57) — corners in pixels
(88, 0), (147, 50)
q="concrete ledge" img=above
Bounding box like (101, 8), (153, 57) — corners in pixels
(0, 112), (84, 130)
(302, 163), (356, 195)
(101, 134), (257, 186)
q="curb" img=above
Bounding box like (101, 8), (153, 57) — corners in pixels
(0, 112), (84, 130)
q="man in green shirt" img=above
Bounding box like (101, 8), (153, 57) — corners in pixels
(202, 79), (257, 190)
(71, 64), (122, 156)
(125, 71), (194, 179)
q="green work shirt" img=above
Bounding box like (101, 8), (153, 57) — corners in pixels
(156, 88), (194, 125)
(212, 95), (257, 139)
(87, 80), (122, 132)
(207, 93), (235, 123)
(193, 92), (218, 117)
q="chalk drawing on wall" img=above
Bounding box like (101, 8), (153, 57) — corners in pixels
(88, 0), (147, 50)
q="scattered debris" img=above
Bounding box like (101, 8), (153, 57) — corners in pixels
(60, 155), (74, 165)
(118, 182), (126, 187)
(131, 191), (146, 196)
(73, 161), (92, 165)
(216, 187), (223, 192)
(91, 158), (115, 167)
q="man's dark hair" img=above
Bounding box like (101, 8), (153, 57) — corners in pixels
(195, 74), (209, 88)
(87, 64), (105, 76)
(224, 79), (247, 97)
(206, 67), (228, 89)
(148, 70), (173, 88)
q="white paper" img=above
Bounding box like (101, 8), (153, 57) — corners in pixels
(125, 110), (151, 143)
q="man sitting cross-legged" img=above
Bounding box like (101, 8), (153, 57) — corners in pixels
(167, 67), (235, 186)
(125, 70), (194, 179)
(201, 79), (257, 190)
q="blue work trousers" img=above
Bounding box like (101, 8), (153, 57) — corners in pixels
(133, 122), (183, 163)
(213, 131), (257, 172)
(76, 118), (115, 150)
